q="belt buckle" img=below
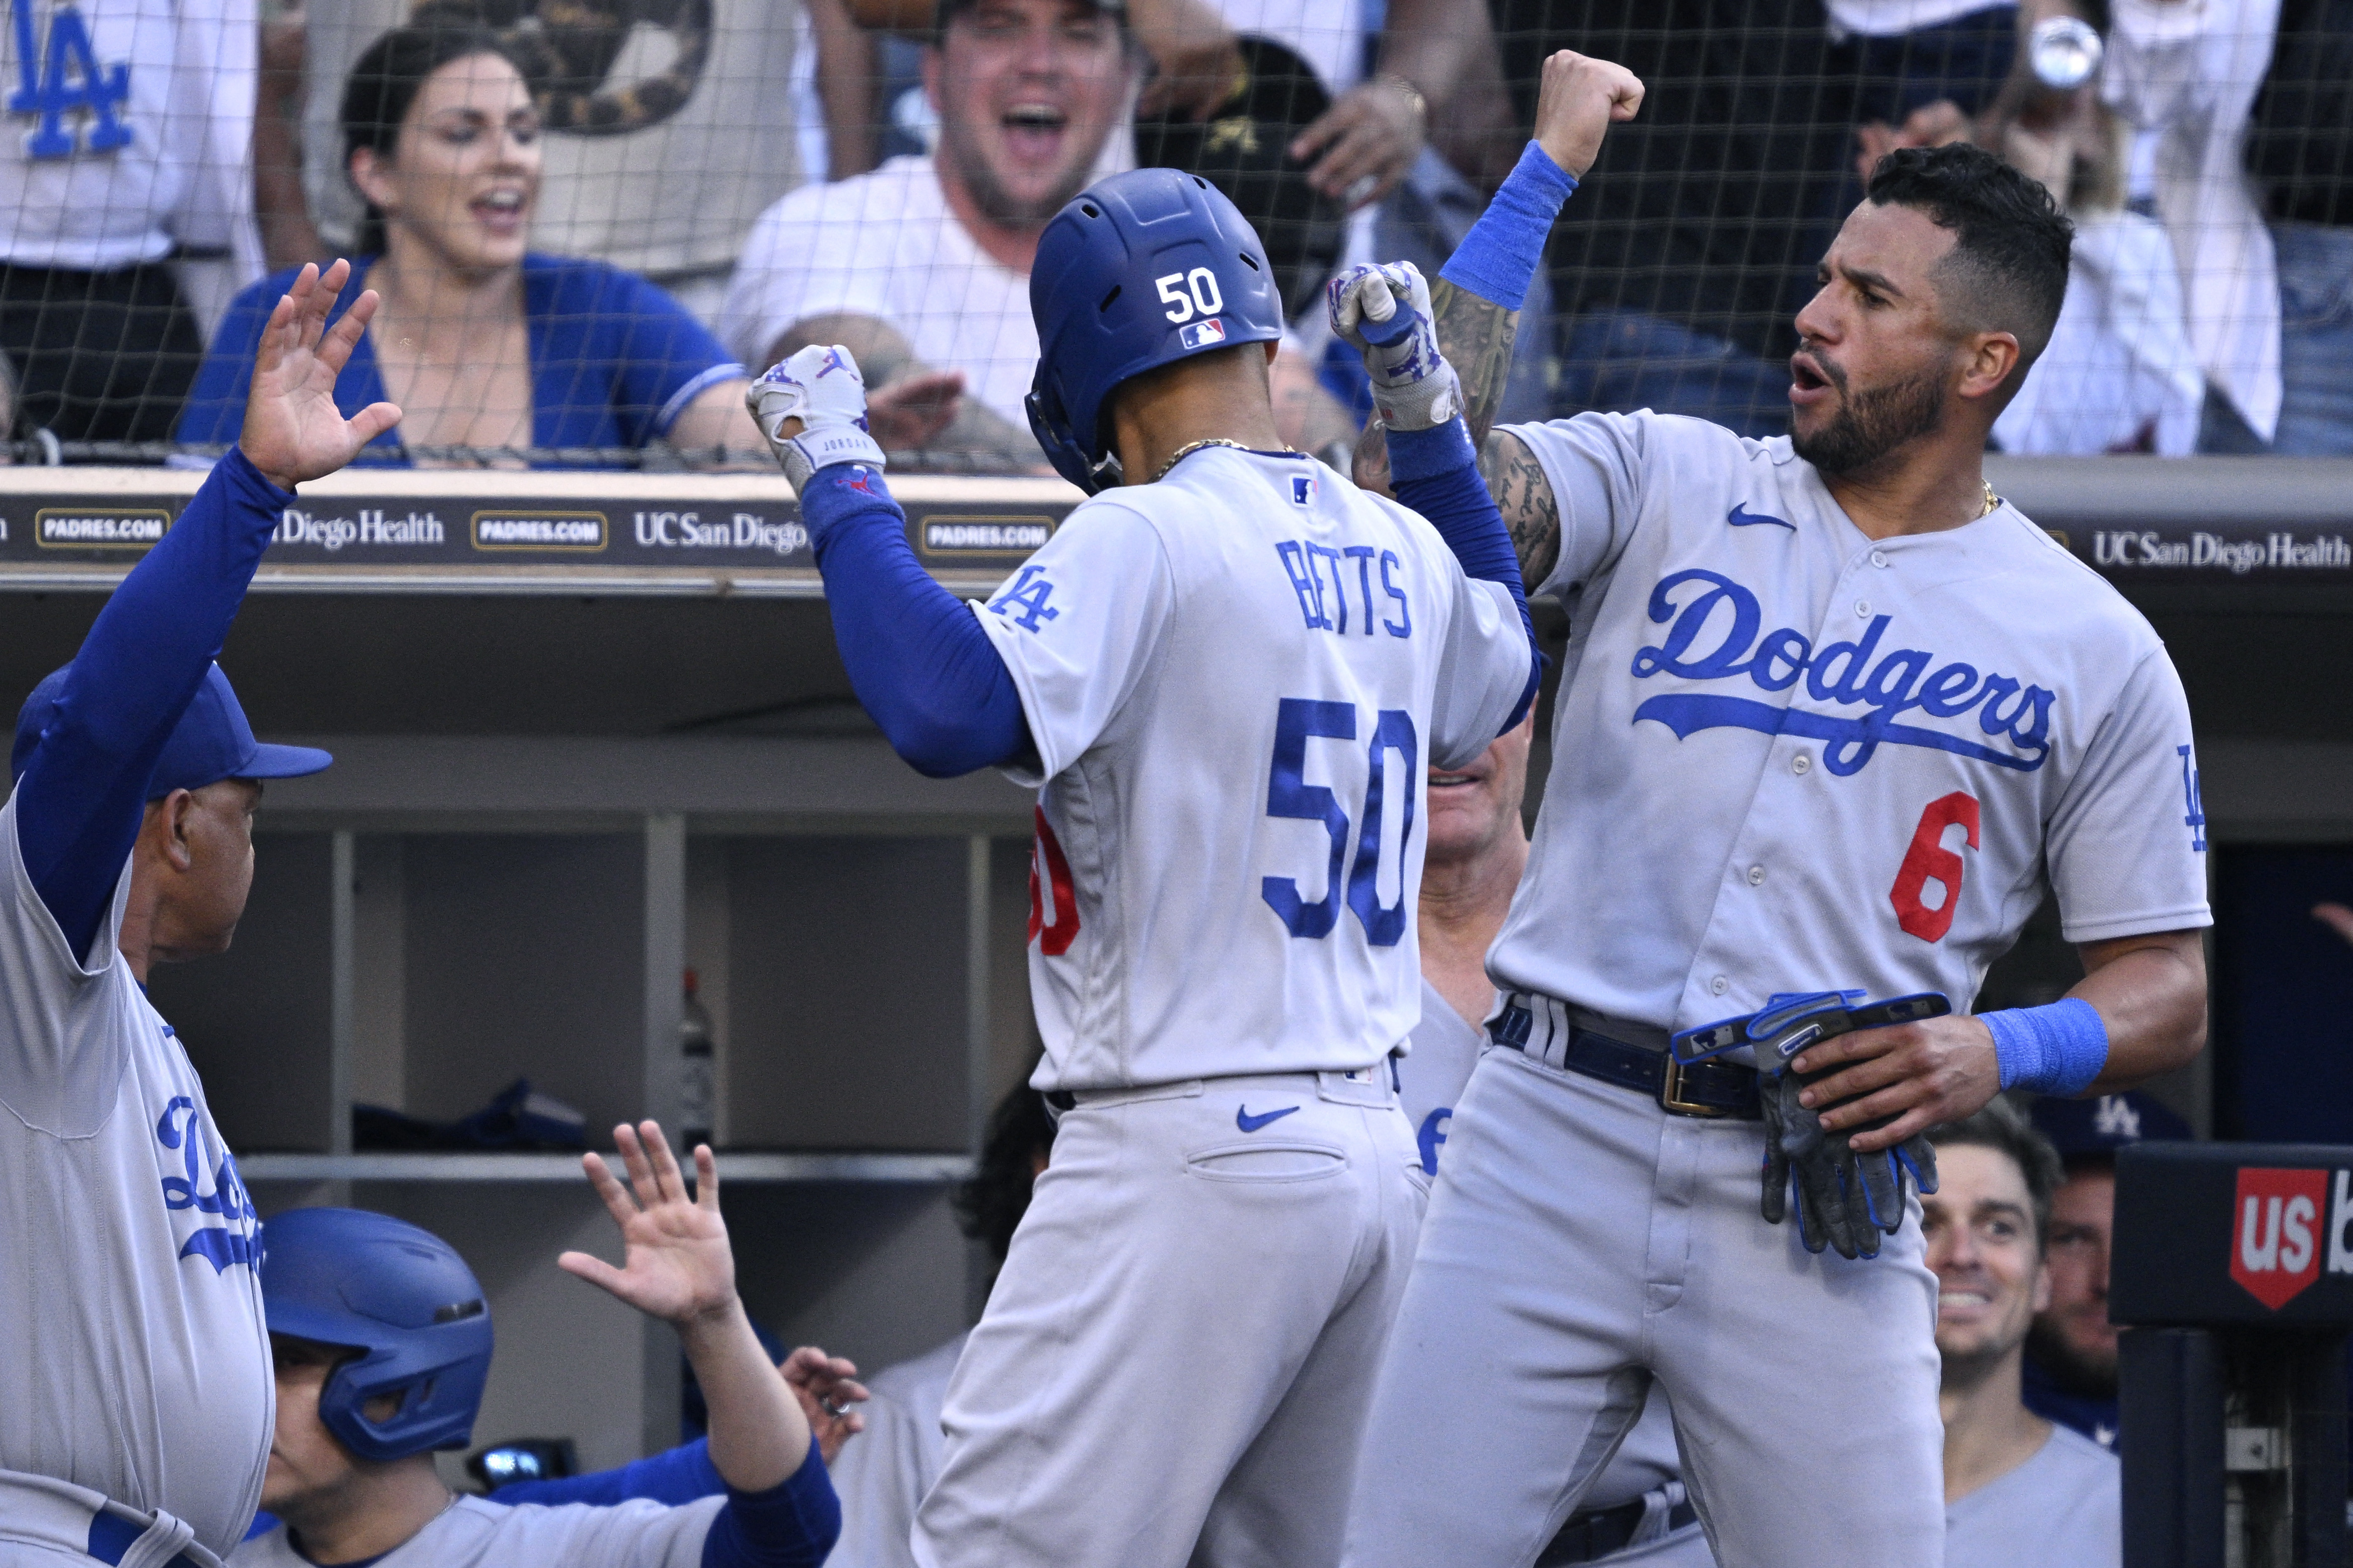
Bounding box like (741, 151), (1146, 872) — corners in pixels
(1657, 1055), (1731, 1119)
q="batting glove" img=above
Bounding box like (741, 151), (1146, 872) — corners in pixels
(1760, 1068), (1939, 1261)
(1326, 260), (1462, 432)
(747, 344), (887, 493)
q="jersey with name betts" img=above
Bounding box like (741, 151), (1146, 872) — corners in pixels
(1489, 413), (2211, 1039)
(0, 792), (270, 1558)
(974, 447), (1528, 1092)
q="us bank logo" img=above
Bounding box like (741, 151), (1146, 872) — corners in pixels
(2230, 1167), (2353, 1311)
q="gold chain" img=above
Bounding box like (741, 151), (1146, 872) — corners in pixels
(1152, 437), (1298, 481)
(1980, 481), (2000, 517)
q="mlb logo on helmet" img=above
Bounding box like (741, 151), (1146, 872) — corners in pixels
(1179, 318), (1226, 351)
(2229, 1166), (2353, 1310)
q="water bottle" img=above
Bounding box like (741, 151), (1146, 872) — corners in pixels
(679, 968), (716, 1152)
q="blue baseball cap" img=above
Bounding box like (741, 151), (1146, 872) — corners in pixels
(12, 662), (332, 798)
(2029, 1089), (2191, 1164)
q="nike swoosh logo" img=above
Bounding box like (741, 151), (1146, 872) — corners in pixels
(1728, 503), (1794, 530)
(1237, 1105), (1300, 1133)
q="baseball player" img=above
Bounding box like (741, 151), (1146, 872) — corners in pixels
(236, 1125), (838, 1568)
(0, 260), (393, 1568)
(1401, 715), (1712, 1567)
(1342, 55), (2213, 1568)
(744, 166), (1539, 1566)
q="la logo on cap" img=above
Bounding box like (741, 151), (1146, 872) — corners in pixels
(2230, 1168), (2327, 1310)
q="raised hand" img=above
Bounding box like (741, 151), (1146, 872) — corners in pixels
(238, 259), (401, 490)
(1530, 50), (1645, 182)
(559, 1122), (738, 1328)
(746, 343), (888, 492)
(1327, 260), (1460, 432)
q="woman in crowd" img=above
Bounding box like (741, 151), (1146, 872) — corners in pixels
(179, 25), (951, 466)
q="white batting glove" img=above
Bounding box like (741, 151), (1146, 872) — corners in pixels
(1326, 260), (1462, 432)
(746, 345), (887, 492)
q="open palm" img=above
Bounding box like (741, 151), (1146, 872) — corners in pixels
(559, 1122), (737, 1326)
(238, 259), (401, 490)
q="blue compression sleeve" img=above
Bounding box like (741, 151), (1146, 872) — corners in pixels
(699, 1438), (840, 1568)
(1388, 421), (1541, 732)
(800, 465), (1031, 778)
(491, 1439), (725, 1508)
(1982, 998), (2111, 1097)
(14, 449), (292, 962)
(1437, 142), (1577, 312)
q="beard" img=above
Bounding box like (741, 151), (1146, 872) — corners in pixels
(941, 124), (1094, 233)
(2026, 1317), (2119, 1398)
(1790, 351), (1949, 478)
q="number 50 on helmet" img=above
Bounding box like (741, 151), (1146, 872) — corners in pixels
(1025, 168), (1288, 495)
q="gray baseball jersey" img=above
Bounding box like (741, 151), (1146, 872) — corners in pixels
(1945, 1425), (2119, 1568)
(0, 792), (270, 1560)
(1486, 411), (2209, 1039)
(1346, 413), (2203, 1568)
(827, 1331), (965, 1568)
(231, 1496), (728, 1567)
(972, 446), (1529, 1093)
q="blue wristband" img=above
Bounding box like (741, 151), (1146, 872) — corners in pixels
(1385, 417), (1477, 483)
(1437, 142), (1577, 312)
(1981, 998), (2110, 1096)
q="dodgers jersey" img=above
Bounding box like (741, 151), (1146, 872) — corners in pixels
(232, 1496), (729, 1568)
(0, 793), (269, 1558)
(972, 447), (1529, 1092)
(1490, 412), (2209, 1037)
(1944, 1424), (2119, 1568)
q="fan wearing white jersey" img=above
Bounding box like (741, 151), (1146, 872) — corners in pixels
(747, 166), (1536, 1568)
(1343, 55), (2212, 1568)
(0, 262), (394, 1568)
(1404, 715), (1715, 1568)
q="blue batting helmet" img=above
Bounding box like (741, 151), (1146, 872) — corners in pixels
(261, 1208), (494, 1462)
(1025, 167), (1286, 493)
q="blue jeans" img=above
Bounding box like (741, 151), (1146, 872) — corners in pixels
(1553, 310), (1791, 439)
(2197, 222), (2353, 455)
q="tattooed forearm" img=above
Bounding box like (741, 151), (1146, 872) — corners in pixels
(1479, 427), (1559, 590)
(1429, 276), (1519, 451)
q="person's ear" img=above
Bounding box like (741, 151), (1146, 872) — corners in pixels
(2031, 1256), (2054, 1314)
(348, 146), (397, 214)
(157, 789), (198, 874)
(1957, 330), (2020, 402)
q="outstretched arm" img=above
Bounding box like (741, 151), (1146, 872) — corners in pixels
(15, 261), (394, 960)
(1351, 51), (1642, 592)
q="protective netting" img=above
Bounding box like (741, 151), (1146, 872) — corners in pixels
(0, 0), (2341, 468)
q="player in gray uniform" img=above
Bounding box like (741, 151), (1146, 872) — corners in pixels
(1343, 54), (2213, 1568)
(1925, 1102), (2120, 1568)
(746, 167), (1537, 1567)
(236, 1124), (837, 1568)
(1400, 715), (1713, 1567)
(0, 261), (393, 1568)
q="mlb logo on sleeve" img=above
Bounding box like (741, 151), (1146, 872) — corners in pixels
(1179, 318), (1227, 351)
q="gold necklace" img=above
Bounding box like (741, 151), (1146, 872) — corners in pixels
(1980, 480), (2000, 517)
(1152, 437), (1298, 481)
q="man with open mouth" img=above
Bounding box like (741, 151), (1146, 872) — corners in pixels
(1342, 49), (2209, 1568)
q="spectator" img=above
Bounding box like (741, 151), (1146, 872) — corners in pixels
(178, 24), (787, 465)
(0, 0), (266, 446)
(1835, 1), (2020, 177)
(2024, 1088), (2193, 1450)
(1928, 1099), (2121, 1568)
(2105, 0), (2353, 454)
(238, 1138), (839, 1567)
(720, 0), (1134, 465)
(284, 0), (843, 322)
(1484, 1), (1855, 437)
(824, 1079), (1054, 1568)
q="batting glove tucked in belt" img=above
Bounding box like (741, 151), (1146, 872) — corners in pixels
(1326, 260), (1462, 433)
(1676, 991), (1947, 1262)
(747, 344), (887, 493)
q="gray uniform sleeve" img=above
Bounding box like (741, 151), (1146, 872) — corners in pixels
(476, 1496), (730, 1568)
(0, 792), (132, 1138)
(1499, 411), (1656, 601)
(2045, 646), (2213, 944)
(1428, 572), (1532, 771)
